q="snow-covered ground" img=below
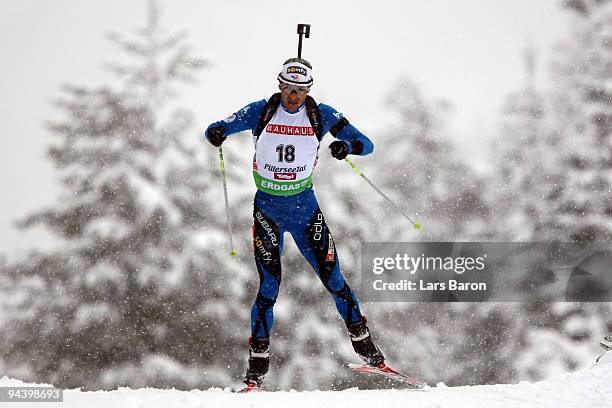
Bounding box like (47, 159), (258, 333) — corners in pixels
(2, 352), (611, 408)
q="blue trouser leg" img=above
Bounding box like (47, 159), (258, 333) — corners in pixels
(290, 207), (364, 326)
(250, 189), (364, 339)
(251, 203), (284, 338)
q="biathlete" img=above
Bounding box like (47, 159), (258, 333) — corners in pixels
(205, 58), (384, 390)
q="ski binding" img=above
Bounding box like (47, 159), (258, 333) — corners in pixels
(235, 381), (261, 393)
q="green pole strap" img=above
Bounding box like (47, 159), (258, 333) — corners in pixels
(344, 158), (421, 230)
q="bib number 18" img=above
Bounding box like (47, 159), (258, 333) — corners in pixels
(276, 144), (295, 163)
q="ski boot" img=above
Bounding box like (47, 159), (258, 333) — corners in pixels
(347, 319), (385, 367)
(241, 337), (270, 392)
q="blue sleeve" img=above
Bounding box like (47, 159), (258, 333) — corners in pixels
(318, 103), (374, 156)
(204, 99), (267, 142)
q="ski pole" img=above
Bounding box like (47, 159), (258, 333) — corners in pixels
(344, 158), (422, 230)
(218, 146), (237, 257)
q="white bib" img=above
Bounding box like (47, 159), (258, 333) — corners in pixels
(252, 104), (319, 195)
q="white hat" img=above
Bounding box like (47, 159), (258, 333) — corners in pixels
(278, 58), (313, 87)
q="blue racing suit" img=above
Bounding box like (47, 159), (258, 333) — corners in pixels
(205, 97), (374, 339)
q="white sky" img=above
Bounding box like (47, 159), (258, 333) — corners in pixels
(0, 0), (570, 253)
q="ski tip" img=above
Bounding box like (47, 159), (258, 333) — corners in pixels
(348, 362), (427, 389)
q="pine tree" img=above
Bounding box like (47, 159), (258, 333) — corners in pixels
(490, 0), (612, 381)
(375, 77), (489, 241)
(0, 1), (252, 390)
(546, 0), (612, 244)
(489, 47), (572, 242)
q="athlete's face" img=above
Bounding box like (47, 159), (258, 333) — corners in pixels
(279, 82), (310, 112)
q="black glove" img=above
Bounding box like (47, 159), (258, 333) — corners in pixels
(207, 126), (226, 147)
(329, 140), (349, 160)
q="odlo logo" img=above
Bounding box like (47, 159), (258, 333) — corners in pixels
(313, 213), (324, 241)
(254, 236), (272, 261)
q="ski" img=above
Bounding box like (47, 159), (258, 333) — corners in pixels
(601, 334), (612, 351)
(349, 362), (427, 389)
(596, 334), (612, 363)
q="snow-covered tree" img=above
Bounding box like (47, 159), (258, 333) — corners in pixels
(487, 0), (612, 382)
(544, 0), (612, 244)
(0, 1), (255, 389)
(491, 48), (559, 241)
(375, 77), (490, 241)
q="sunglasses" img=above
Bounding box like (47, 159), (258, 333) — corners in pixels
(279, 82), (311, 95)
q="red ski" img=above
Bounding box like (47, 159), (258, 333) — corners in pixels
(349, 362), (427, 389)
